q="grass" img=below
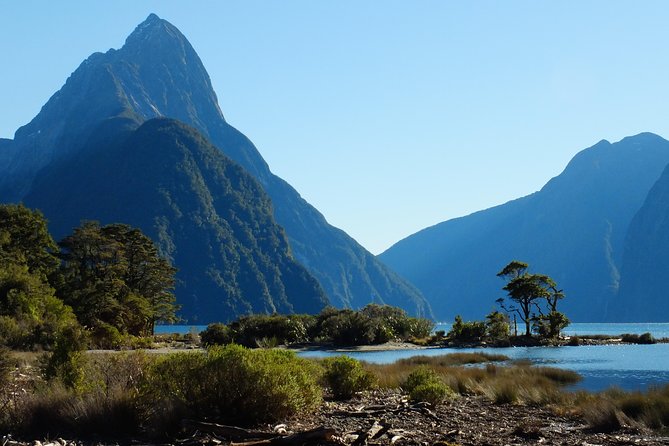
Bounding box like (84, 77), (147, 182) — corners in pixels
(396, 352), (509, 366)
(574, 385), (669, 433)
(364, 354), (578, 406)
(4, 347), (669, 438)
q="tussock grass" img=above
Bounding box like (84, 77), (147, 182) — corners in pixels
(364, 354), (578, 406)
(397, 352), (509, 366)
(574, 384), (669, 432)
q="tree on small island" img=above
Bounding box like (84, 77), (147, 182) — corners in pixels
(496, 260), (569, 338)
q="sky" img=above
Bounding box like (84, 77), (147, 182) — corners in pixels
(2, 1), (669, 254)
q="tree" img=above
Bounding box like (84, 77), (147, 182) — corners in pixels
(59, 222), (177, 337)
(496, 260), (556, 337)
(0, 205), (78, 348)
(485, 311), (510, 340)
(0, 204), (59, 277)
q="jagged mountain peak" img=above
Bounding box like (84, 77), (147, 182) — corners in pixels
(1, 14), (432, 319)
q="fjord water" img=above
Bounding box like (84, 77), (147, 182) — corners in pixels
(156, 323), (669, 392)
(299, 343), (669, 392)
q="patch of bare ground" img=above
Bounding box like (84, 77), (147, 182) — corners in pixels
(153, 390), (669, 446)
(277, 390), (667, 446)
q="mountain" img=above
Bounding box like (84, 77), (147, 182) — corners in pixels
(0, 14), (430, 318)
(380, 133), (669, 322)
(614, 160), (669, 321)
(25, 117), (328, 322)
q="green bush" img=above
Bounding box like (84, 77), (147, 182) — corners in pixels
(144, 345), (321, 427)
(322, 356), (376, 399)
(410, 381), (452, 406)
(403, 366), (440, 393)
(42, 325), (89, 389)
(403, 366), (454, 405)
(200, 323), (232, 346)
(448, 315), (486, 341)
(229, 315), (312, 347)
(621, 333), (656, 344)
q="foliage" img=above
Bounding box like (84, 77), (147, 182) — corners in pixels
(315, 304), (434, 346)
(0, 204), (59, 277)
(143, 345), (322, 426)
(3, 351), (154, 439)
(59, 221), (177, 339)
(200, 323), (232, 346)
(485, 311), (510, 339)
(228, 314), (311, 347)
(321, 355), (376, 400)
(448, 315), (486, 341)
(402, 366), (454, 406)
(41, 324), (89, 389)
(496, 260), (568, 337)
(621, 332), (656, 344)
(534, 311), (570, 338)
(0, 205), (80, 349)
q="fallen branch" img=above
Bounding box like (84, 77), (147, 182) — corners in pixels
(231, 426), (336, 446)
(181, 420), (281, 440)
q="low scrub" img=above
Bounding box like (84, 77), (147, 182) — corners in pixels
(621, 333), (656, 344)
(576, 385), (669, 432)
(144, 345), (322, 429)
(403, 366), (455, 406)
(3, 351), (153, 439)
(321, 356), (376, 399)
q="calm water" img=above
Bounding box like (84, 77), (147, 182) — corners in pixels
(299, 343), (669, 392)
(156, 322), (669, 391)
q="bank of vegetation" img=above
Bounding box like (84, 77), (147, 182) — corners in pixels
(2, 347), (669, 441)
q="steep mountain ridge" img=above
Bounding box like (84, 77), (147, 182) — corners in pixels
(25, 118), (328, 322)
(1, 14), (430, 317)
(380, 133), (669, 321)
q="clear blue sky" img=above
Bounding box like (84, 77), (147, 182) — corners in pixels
(2, 1), (669, 254)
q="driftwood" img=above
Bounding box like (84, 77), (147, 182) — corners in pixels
(352, 420), (390, 446)
(333, 403), (442, 422)
(230, 426), (336, 446)
(181, 420), (282, 440)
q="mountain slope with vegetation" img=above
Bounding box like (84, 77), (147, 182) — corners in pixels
(26, 118), (328, 322)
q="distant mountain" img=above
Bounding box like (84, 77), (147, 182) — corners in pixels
(25, 118), (327, 322)
(0, 14), (430, 318)
(380, 133), (669, 322)
(614, 160), (669, 321)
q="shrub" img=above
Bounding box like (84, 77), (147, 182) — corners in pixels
(621, 332), (656, 344)
(144, 345), (322, 427)
(410, 381), (452, 406)
(200, 323), (232, 346)
(403, 366), (454, 405)
(448, 315), (486, 341)
(229, 315), (312, 347)
(322, 356), (376, 400)
(0, 347), (14, 391)
(42, 325), (89, 389)
(485, 311), (510, 340)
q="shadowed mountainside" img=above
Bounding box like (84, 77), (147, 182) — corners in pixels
(380, 133), (669, 321)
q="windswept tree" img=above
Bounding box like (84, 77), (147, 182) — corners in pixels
(59, 222), (178, 337)
(496, 260), (558, 337)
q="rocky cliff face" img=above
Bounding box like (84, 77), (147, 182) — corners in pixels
(2, 14), (430, 318)
(380, 133), (669, 321)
